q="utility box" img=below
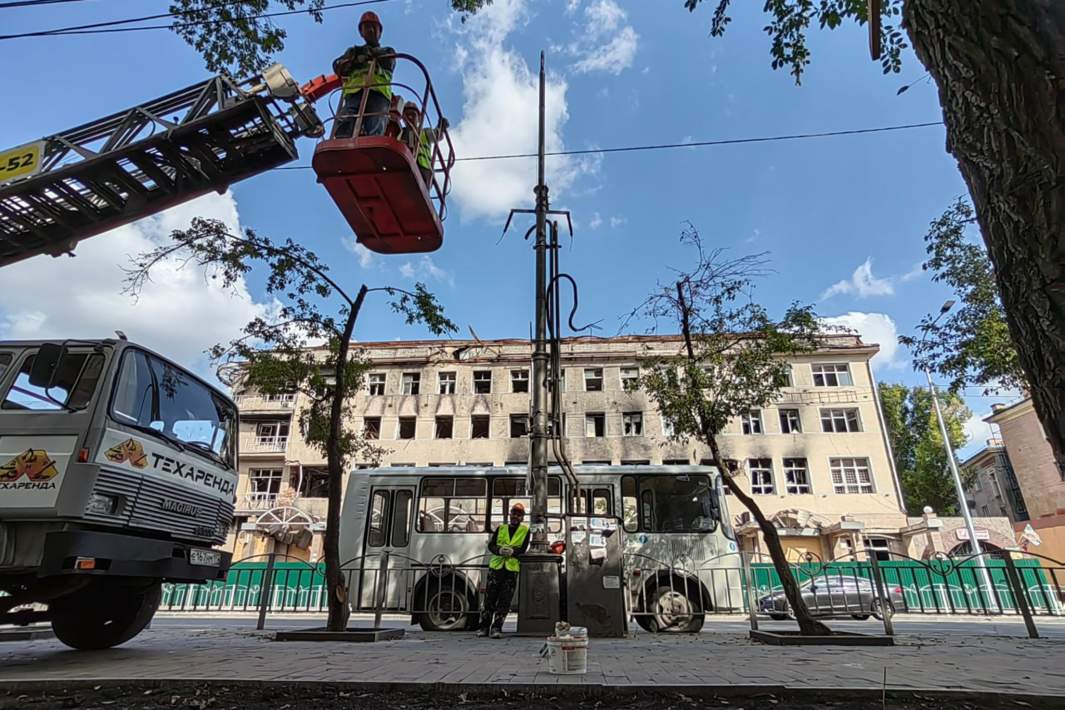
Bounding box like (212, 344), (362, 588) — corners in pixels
(516, 552), (562, 636)
(565, 516), (628, 638)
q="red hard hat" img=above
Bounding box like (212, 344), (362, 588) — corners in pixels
(359, 11), (382, 29)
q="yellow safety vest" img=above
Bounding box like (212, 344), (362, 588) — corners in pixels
(415, 130), (433, 171)
(489, 524), (528, 573)
(341, 54), (393, 100)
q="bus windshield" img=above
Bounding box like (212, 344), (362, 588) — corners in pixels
(623, 474), (719, 533)
(110, 348), (236, 468)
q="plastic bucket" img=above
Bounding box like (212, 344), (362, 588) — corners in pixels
(546, 636), (588, 675)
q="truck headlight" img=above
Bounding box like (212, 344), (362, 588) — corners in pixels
(87, 493), (120, 515)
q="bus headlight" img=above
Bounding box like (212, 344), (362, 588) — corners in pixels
(87, 493), (120, 515)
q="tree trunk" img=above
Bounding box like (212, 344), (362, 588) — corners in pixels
(903, 0), (1065, 474)
(324, 285), (369, 632)
(706, 441), (831, 636)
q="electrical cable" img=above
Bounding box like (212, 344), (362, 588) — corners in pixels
(0, 0), (394, 40)
(0, 0), (93, 8)
(273, 121), (942, 170)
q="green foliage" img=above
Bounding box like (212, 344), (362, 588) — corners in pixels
(899, 199), (1025, 395)
(169, 0), (325, 76)
(630, 224), (822, 445)
(123, 217), (456, 471)
(685, 0), (908, 82)
(878, 382), (972, 516)
(450, 0), (491, 20)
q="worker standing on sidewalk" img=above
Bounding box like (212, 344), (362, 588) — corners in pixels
(332, 11), (395, 137)
(477, 502), (529, 639)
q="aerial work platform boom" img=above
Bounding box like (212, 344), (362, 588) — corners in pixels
(0, 65), (323, 268)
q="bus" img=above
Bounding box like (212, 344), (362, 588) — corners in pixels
(338, 464), (738, 633)
(0, 338), (237, 649)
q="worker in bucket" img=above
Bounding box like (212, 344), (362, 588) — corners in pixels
(477, 502), (529, 639)
(332, 11), (395, 138)
(400, 101), (449, 190)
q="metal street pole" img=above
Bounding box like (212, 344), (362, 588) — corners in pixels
(528, 51), (550, 550)
(925, 368), (998, 610)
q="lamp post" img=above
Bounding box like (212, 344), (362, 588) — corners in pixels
(919, 300), (997, 610)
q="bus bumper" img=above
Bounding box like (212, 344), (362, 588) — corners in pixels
(37, 530), (231, 583)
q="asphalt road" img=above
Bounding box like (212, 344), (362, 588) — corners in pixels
(151, 612), (1065, 639)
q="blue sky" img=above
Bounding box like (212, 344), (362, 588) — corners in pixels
(0, 0), (1011, 453)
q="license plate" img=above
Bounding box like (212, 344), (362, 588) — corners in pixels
(190, 548), (222, 566)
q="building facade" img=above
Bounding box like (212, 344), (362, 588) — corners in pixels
(987, 398), (1065, 563)
(227, 334), (999, 565)
(962, 441), (1030, 524)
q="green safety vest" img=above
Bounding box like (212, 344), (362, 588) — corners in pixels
(415, 130), (433, 170)
(341, 55), (393, 100)
(489, 524), (528, 573)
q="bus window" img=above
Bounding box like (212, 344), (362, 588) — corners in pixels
(391, 490), (413, 547)
(572, 487), (613, 516)
(368, 490), (389, 547)
(636, 475), (718, 533)
(491, 476), (562, 532)
(621, 476), (638, 532)
(417, 477), (487, 533)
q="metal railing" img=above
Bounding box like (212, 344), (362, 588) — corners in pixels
(160, 546), (1064, 637)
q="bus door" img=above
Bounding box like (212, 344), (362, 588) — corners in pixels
(359, 485), (415, 611)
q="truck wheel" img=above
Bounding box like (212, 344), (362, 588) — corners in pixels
(51, 582), (162, 650)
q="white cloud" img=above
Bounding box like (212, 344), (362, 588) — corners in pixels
(343, 238), (374, 269)
(570, 0), (639, 75)
(609, 215), (627, 228)
(820, 311), (902, 370)
(447, 0), (598, 221)
(0, 193), (272, 381)
(899, 261), (925, 283)
(399, 255), (454, 287)
(962, 411), (993, 448)
(820, 258), (897, 300)
(588, 212), (603, 229)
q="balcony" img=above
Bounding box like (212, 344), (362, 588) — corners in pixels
(237, 494), (281, 512)
(240, 435), (289, 455)
(235, 393), (297, 413)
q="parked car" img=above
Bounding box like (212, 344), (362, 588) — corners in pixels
(757, 574), (904, 620)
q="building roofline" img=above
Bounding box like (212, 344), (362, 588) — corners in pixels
(985, 396), (1032, 424)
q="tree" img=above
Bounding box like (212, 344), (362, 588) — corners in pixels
(124, 218), (455, 631)
(627, 225), (831, 636)
(899, 199), (1025, 395)
(878, 382), (972, 516)
(686, 0), (1065, 486)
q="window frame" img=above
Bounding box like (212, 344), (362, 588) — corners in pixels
(620, 367), (639, 391)
(621, 473), (719, 534)
(749, 458), (774, 495)
(509, 413), (528, 438)
(416, 476), (489, 534)
(820, 408), (862, 433)
(367, 372), (386, 396)
(622, 411), (643, 436)
(401, 372), (421, 395)
(830, 457), (875, 494)
(472, 370), (492, 394)
(471, 414), (490, 439)
(811, 363), (853, 387)
(741, 409), (763, 435)
(783, 457), (811, 494)
(248, 468), (283, 503)
(585, 412), (606, 438)
(438, 371), (456, 395)
(363, 416), (381, 440)
(435, 415), (453, 439)
(397, 416), (417, 440)
(583, 368), (603, 392)
(510, 369), (529, 393)
(779, 408), (802, 434)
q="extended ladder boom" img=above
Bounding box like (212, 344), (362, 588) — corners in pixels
(0, 65), (324, 268)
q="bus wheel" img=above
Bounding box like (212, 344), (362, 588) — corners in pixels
(51, 581), (161, 650)
(647, 583), (705, 633)
(419, 585), (475, 631)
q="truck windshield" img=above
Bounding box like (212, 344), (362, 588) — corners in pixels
(622, 474), (719, 533)
(110, 349), (236, 468)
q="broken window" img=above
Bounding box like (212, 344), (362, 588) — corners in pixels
(812, 363), (853, 387)
(585, 412), (605, 438)
(438, 371), (456, 394)
(509, 413), (528, 438)
(820, 408), (861, 433)
(471, 414), (490, 439)
(779, 408), (802, 434)
(749, 458), (774, 494)
(583, 368), (603, 392)
(622, 411), (643, 436)
(249, 468), (283, 505)
(435, 416), (453, 439)
(363, 417), (381, 440)
(367, 372), (386, 395)
(398, 416), (416, 440)
(297, 467), (330, 498)
(620, 367), (639, 391)
(473, 370), (492, 394)
(784, 458), (811, 494)
(741, 409), (763, 435)
(511, 369), (529, 393)
(401, 372), (420, 395)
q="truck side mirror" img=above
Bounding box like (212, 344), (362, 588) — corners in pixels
(28, 343), (64, 388)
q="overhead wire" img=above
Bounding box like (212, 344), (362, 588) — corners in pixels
(274, 121), (944, 170)
(0, 0), (394, 40)
(0, 0), (91, 8)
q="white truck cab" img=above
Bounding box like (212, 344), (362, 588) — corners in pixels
(0, 338), (237, 649)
